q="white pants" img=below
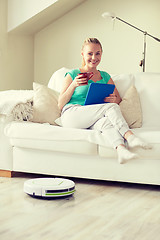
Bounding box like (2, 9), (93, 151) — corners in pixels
(61, 103), (130, 149)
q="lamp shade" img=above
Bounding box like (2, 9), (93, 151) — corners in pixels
(102, 12), (116, 19)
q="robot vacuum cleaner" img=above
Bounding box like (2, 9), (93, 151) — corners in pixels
(24, 177), (75, 198)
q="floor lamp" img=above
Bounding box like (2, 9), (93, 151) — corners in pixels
(102, 12), (160, 72)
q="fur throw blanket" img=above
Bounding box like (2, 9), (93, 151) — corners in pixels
(0, 90), (34, 122)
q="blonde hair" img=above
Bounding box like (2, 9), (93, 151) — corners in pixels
(81, 38), (103, 67)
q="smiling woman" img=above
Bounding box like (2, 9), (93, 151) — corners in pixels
(58, 37), (151, 164)
(81, 38), (103, 69)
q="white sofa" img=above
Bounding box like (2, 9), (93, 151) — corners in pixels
(0, 69), (160, 185)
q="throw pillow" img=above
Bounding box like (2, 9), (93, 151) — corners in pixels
(119, 85), (142, 128)
(31, 82), (61, 125)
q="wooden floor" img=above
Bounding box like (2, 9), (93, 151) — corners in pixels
(1, 173), (160, 240)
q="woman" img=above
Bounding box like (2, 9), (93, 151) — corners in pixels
(58, 38), (150, 164)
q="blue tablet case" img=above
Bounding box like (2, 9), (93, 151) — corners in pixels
(84, 83), (115, 105)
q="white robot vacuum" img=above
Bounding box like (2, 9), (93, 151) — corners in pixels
(24, 177), (75, 198)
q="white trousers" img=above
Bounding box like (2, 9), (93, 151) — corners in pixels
(61, 103), (130, 149)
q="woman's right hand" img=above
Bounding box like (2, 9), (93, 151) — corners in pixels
(72, 75), (88, 87)
(58, 74), (87, 110)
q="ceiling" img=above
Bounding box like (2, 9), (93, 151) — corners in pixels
(8, 0), (87, 35)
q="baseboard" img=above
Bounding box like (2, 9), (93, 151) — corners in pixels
(0, 170), (13, 178)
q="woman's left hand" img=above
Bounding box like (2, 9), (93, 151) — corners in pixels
(104, 94), (117, 103)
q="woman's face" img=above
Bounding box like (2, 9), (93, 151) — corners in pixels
(81, 43), (102, 69)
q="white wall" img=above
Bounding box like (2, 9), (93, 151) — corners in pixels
(0, 0), (34, 90)
(34, 0), (160, 85)
(7, 0), (58, 32)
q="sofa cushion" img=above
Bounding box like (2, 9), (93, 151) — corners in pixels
(99, 127), (160, 159)
(99, 143), (160, 160)
(134, 72), (160, 128)
(48, 67), (70, 92)
(4, 122), (98, 155)
(112, 73), (135, 98)
(132, 127), (160, 143)
(10, 138), (97, 156)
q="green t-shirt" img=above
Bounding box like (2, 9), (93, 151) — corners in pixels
(65, 68), (111, 106)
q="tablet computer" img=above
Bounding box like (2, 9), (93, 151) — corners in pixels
(84, 83), (115, 105)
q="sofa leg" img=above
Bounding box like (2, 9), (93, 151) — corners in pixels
(0, 170), (14, 178)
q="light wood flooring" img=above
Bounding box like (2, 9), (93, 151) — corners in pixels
(1, 173), (160, 240)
